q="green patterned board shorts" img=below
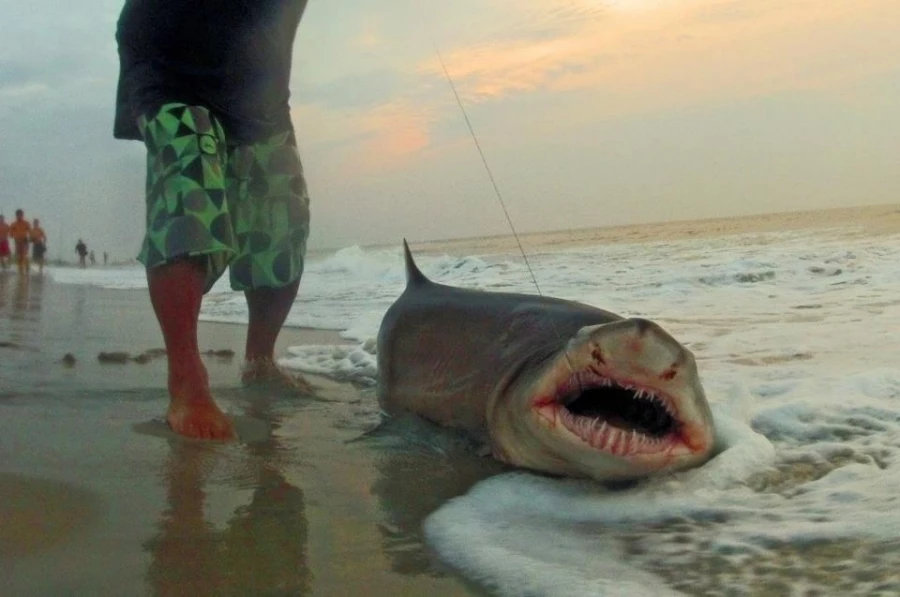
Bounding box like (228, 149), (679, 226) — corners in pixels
(137, 102), (310, 292)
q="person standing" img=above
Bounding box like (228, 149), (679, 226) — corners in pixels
(0, 215), (10, 271)
(9, 209), (31, 275)
(30, 219), (48, 275)
(114, 0), (313, 440)
(75, 239), (88, 268)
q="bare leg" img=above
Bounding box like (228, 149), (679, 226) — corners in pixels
(148, 259), (236, 440)
(241, 280), (313, 392)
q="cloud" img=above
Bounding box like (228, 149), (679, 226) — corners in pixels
(298, 68), (411, 110)
(0, 0), (119, 113)
(288, 0), (900, 183)
(416, 0), (900, 117)
(292, 97), (438, 173)
(347, 100), (435, 168)
(0, 82), (50, 99)
(420, 35), (598, 101)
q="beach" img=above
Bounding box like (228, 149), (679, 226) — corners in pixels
(3, 202), (900, 596)
(0, 276), (498, 596)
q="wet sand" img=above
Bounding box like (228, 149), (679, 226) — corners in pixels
(0, 473), (101, 560)
(0, 274), (498, 596)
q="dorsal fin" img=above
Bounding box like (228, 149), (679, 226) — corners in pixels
(402, 238), (429, 287)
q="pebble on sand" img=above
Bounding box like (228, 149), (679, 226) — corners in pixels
(97, 352), (131, 364)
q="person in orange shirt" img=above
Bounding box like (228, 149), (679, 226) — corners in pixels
(0, 215), (10, 271)
(30, 218), (48, 275)
(9, 209), (31, 275)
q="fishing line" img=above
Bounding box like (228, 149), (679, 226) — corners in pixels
(432, 38), (579, 376)
(431, 41), (546, 298)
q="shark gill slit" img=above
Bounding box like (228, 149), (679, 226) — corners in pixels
(432, 40), (578, 379)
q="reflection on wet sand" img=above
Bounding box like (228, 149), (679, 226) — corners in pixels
(0, 473), (101, 559)
(0, 273), (496, 595)
(145, 400), (310, 597)
(2, 272), (45, 350)
(366, 420), (506, 577)
(0, 271), (7, 311)
(11, 272), (43, 321)
(0, 277), (494, 595)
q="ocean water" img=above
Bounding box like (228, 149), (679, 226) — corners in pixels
(47, 224), (900, 596)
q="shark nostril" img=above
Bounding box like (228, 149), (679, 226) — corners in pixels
(660, 367), (677, 381)
(591, 347), (606, 365)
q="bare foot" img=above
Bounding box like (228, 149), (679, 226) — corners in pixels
(166, 399), (236, 440)
(166, 364), (236, 440)
(241, 357), (315, 394)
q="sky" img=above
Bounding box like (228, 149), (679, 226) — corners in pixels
(1, 0), (899, 258)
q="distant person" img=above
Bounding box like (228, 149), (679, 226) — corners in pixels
(75, 239), (88, 268)
(89, 250), (96, 265)
(0, 215), (9, 270)
(103, 251), (109, 265)
(113, 0), (313, 440)
(9, 209), (31, 275)
(30, 219), (47, 275)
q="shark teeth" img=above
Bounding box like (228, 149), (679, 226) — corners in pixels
(551, 369), (681, 455)
(558, 371), (678, 420)
(558, 408), (673, 456)
(630, 387), (677, 420)
(614, 384), (678, 421)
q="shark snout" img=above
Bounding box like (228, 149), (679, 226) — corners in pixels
(586, 318), (695, 384)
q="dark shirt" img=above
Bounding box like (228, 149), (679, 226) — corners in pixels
(114, 0), (308, 145)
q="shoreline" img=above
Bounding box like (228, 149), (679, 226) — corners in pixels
(199, 319), (351, 350)
(314, 202), (899, 255)
(404, 202), (900, 256)
(43, 203), (900, 265)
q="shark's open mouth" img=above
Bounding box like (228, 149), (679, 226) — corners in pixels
(563, 381), (676, 438)
(536, 372), (685, 457)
